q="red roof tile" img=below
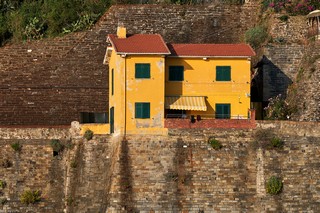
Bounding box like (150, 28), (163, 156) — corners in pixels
(168, 43), (255, 57)
(108, 34), (171, 54)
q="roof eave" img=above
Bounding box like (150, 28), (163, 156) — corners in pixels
(167, 55), (254, 58)
(116, 52), (171, 55)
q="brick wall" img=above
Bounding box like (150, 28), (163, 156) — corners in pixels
(0, 32), (109, 125)
(0, 126), (119, 213)
(1, 122), (320, 212)
(108, 125), (320, 212)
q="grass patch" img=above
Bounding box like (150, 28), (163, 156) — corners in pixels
(208, 138), (222, 150)
(266, 176), (283, 195)
(20, 190), (41, 205)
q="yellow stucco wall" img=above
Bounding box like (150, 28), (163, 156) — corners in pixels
(109, 47), (252, 135)
(165, 57), (251, 119)
(80, 124), (110, 135)
(109, 52), (167, 135)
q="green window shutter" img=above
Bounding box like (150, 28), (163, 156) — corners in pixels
(135, 64), (150, 78)
(216, 66), (231, 81)
(169, 66), (184, 81)
(135, 102), (150, 119)
(215, 104), (231, 119)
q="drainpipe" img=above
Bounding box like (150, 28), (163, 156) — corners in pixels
(124, 55), (127, 139)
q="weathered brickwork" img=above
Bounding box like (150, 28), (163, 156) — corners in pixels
(0, 126), (119, 213)
(165, 118), (256, 129)
(1, 122), (320, 212)
(0, 3), (259, 125)
(0, 32), (109, 125)
(265, 15), (307, 80)
(107, 125), (320, 212)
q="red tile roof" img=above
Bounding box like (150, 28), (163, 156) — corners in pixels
(108, 34), (171, 55)
(168, 43), (255, 57)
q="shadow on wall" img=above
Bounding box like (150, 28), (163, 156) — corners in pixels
(251, 55), (293, 119)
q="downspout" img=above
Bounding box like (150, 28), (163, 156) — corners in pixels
(124, 55), (127, 138)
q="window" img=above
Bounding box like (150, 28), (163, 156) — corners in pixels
(215, 104), (231, 119)
(216, 66), (231, 81)
(111, 69), (114, 95)
(169, 66), (184, 81)
(135, 102), (150, 119)
(135, 64), (150, 78)
(80, 112), (109, 123)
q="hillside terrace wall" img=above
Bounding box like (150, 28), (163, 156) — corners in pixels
(0, 3), (259, 125)
(108, 126), (320, 212)
(0, 125), (120, 213)
(0, 121), (320, 212)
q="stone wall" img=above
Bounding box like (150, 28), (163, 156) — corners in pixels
(108, 123), (320, 212)
(0, 126), (119, 213)
(0, 3), (259, 125)
(1, 122), (320, 212)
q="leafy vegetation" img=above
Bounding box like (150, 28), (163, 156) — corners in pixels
(0, 0), (111, 45)
(0, 198), (7, 205)
(266, 176), (283, 195)
(20, 190), (41, 204)
(264, 94), (291, 120)
(208, 138), (223, 150)
(0, 180), (6, 189)
(50, 139), (64, 153)
(262, 0), (320, 15)
(11, 141), (22, 152)
(253, 129), (285, 150)
(245, 25), (269, 49)
(84, 129), (94, 140)
(270, 137), (284, 148)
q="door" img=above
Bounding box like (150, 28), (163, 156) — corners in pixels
(110, 107), (114, 134)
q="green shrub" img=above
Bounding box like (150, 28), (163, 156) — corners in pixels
(266, 176), (283, 195)
(245, 25), (268, 49)
(0, 198), (7, 205)
(264, 94), (290, 120)
(84, 129), (94, 140)
(270, 137), (284, 148)
(0, 180), (6, 189)
(65, 196), (74, 206)
(70, 160), (77, 168)
(11, 141), (22, 152)
(208, 138), (222, 150)
(20, 190), (41, 205)
(278, 15), (289, 22)
(50, 139), (64, 153)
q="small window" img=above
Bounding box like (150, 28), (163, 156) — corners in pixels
(216, 66), (231, 81)
(169, 66), (184, 81)
(215, 104), (231, 119)
(135, 64), (150, 78)
(135, 103), (150, 119)
(80, 112), (109, 123)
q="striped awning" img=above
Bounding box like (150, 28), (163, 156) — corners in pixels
(165, 96), (207, 111)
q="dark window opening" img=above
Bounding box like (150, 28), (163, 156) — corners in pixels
(169, 66), (184, 81)
(80, 112), (109, 123)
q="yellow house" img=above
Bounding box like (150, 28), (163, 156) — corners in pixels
(105, 27), (255, 135)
